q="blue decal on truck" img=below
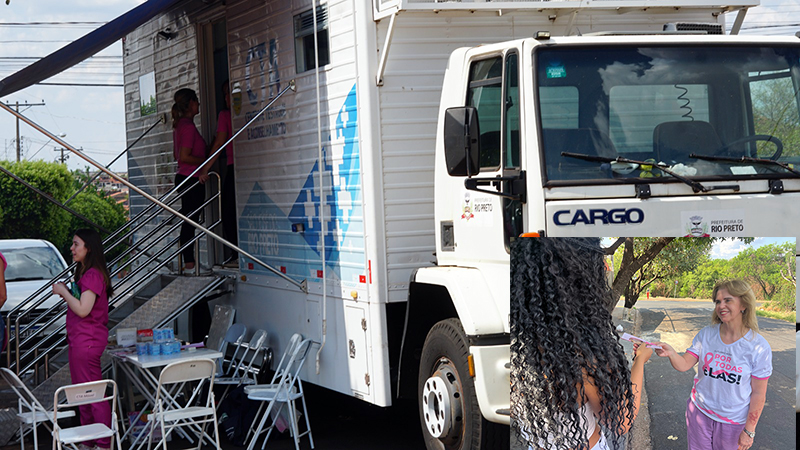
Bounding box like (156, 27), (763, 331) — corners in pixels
(239, 85), (364, 285)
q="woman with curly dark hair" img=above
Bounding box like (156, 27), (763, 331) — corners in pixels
(510, 237), (652, 450)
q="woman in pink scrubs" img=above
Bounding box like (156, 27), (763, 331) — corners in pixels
(53, 228), (113, 450)
(172, 87), (207, 272)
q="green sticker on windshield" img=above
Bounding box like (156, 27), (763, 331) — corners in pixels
(547, 64), (566, 79)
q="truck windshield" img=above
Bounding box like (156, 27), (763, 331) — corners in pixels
(535, 45), (800, 185)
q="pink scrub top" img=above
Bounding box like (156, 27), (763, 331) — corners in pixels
(0, 251), (6, 271)
(174, 117), (206, 177)
(66, 268), (109, 346)
(216, 109), (234, 165)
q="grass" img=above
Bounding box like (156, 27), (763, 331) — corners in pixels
(756, 309), (795, 323)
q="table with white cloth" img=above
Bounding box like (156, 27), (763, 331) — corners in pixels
(108, 347), (222, 449)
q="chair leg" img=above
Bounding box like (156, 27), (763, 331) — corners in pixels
(299, 394), (314, 449)
(246, 401), (277, 450)
(288, 401), (301, 450)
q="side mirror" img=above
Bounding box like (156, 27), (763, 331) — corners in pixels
(443, 106), (480, 177)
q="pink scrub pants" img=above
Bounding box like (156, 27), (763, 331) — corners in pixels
(685, 397), (746, 450)
(69, 339), (111, 448)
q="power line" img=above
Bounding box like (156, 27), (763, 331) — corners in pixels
(36, 82), (123, 87)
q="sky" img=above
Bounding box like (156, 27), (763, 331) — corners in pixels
(0, 0), (798, 174)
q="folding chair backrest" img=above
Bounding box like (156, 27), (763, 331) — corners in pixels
(271, 333), (302, 383)
(0, 367), (45, 414)
(53, 379), (117, 423)
(218, 323), (247, 375)
(274, 338), (312, 392)
(231, 329), (268, 378)
(159, 358), (216, 385)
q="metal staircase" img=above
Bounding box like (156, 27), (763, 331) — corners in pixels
(0, 174), (230, 445)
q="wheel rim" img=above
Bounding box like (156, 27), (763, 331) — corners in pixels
(422, 359), (464, 444)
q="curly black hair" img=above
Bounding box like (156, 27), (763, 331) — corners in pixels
(510, 238), (634, 450)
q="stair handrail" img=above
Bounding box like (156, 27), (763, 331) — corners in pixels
(12, 185), (221, 359)
(4, 175), (211, 368)
(0, 80), (306, 293)
(15, 220), (220, 375)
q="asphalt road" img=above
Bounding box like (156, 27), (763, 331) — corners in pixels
(4, 381), (429, 450)
(636, 300), (795, 450)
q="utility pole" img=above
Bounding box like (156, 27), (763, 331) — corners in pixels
(4, 100), (47, 161)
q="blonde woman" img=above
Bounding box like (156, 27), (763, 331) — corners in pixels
(654, 280), (771, 450)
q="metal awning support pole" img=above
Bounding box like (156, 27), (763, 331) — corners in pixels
(0, 91), (307, 294)
(729, 8), (748, 35)
(65, 113), (166, 205)
(0, 164), (110, 234)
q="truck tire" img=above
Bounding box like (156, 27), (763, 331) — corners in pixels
(418, 318), (507, 450)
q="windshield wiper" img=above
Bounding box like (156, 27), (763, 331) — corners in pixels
(560, 152), (735, 193)
(689, 153), (800, 177)
(8, 277), (47, 282)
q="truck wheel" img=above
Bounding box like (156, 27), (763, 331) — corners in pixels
(418, 318), (504, 450)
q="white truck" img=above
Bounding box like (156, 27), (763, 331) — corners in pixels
(113, 0), (800, 448)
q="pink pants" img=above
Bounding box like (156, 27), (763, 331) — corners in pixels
(685, 397), (746, 450)
(69, 340), (111, 448)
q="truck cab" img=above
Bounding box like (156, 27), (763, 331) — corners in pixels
(415, 32), (799, 449)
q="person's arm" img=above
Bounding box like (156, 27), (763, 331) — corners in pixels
(202, 130), (229, 172)
(738, 377), (768, 449)
(179, 145), (206, 166)
(654, 342), (699, 372)
(53, 282), (97, 318)
(587, 344), (653, 435)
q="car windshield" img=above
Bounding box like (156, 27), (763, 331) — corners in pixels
(2, 246), (66, 281)
(536, 44), (800, 185)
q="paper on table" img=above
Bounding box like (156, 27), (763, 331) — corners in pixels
(620, 332), (662, 349)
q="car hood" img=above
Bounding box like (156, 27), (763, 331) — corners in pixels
(2, 279), (62, 312)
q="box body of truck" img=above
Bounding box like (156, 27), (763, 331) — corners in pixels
(120, 0), (797, 448)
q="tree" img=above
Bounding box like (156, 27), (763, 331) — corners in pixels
(604, 237), (753, 311)
(729, 242), (795, 310)
(0, 160), (73, 246)
(0, 160), (129, 259)
(607, 238), (715, 309)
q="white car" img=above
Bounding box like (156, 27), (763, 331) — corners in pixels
(0, 239), (69, 313)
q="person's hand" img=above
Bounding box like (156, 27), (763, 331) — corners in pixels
(198, 169), (210, 184)
(653, 342), (676, 358)
(633, 342), (654, 362)
(52, 282), (69, 298)
(737, 429), (754, 450)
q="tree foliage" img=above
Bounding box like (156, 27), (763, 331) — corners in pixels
(0, 160), (73, 247)
(729, 242), (795, 310)
(0, 160), (128, 259)
(605, 237), (754, 311)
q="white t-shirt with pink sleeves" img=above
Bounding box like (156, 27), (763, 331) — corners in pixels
(685, 323), (772, 425)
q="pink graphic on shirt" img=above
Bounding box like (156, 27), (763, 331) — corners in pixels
(703, 352), (730, 377)
(691, 379), (739, 425)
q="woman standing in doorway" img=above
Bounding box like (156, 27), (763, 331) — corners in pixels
(654, 279), (771, 450)
(172, 87), (207, 271)
(52, 229), (114, 450)
(199, 80), (238, 267)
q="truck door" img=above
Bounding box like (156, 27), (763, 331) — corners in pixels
(457, 50), (524, 260)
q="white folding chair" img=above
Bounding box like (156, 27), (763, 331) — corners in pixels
(148, 358), (221, 450)
(0, 368), (77, 450)
(52, 379), (122, 450)
(216, 329), (268, 408)
(218, 323), (247, 377)
(244, 337), (314, 450)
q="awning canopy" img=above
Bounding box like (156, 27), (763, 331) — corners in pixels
(0, 0), (183, 98)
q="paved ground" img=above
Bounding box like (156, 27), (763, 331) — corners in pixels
(1, 380), (427, 450)
(635, 299), (796, 450)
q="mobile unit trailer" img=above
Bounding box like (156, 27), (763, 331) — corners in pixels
(120, 0), (798, 448)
